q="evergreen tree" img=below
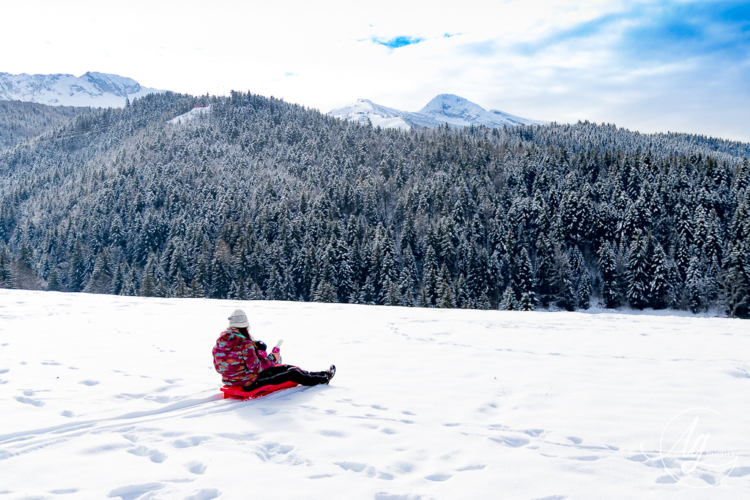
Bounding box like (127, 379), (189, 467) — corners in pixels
(519, 292), (535, 311)
(120, 268), (138, 296)
(189, 279), (206, 298)
(500, 286), (517, 310)
(437, 265), (456, 308)
(266, 265), (284, 301)
(359, 274), (376, 305)
(454, 273), (471, 308)
(597, 240), (620, 308)
(140, 273), (156, 297)
(626, 229), (650, 309)
(173, 278), (188, 298)
(0, 248), (11, 288)
(515, 247), (537, 307)
(477, 291), (491, 310)
(384, 281), (402, 306)
(210, 240), (235, 299)
(535, 234), (556, 307)
(553, 248), (576, 311)
(313, 280), (337, 303)
(47, 267), (61, 292)
(69, 239), (86, 292)
(685, 256), (703, 313)
(111, 263), (124, 295)
(577, 269), (592, 310)
(649, 239), (671, 309)
(724, 243), (750, 318)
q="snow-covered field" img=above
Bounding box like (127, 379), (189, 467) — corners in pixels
(1, 289), (748, 499)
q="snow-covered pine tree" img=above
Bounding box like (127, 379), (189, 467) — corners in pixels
(313, 280), (337, 303)
(649, 238), (671, 309)
(534, 234), (556, 307)
(47, 268), (61, 292)
(500, 285), (517, 310)
(626, 229), (650, 309)
(454, 273), (471, 308)
(519, 292), (534, 311)
(597, 240), (620, 308)
(553, 246), (576, 311)
(724, 242), (750, 318)
(514, 247), (537, 307)
(437, 264), (456, 308)
(685, 255), (703, 313)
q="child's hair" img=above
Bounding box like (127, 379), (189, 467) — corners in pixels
(236, 326), (250, 338)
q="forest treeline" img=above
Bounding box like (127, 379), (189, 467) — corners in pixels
(0, 100), (91, 149)
(1, 91), (749, 317)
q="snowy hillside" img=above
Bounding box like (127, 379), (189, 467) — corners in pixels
(169, 105), (211, 125)
(1, 289), (748, 499)
(329, 94), (544, 130)
(0, 72), (164, 108)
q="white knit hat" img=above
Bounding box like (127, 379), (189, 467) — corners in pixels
(228, 309), (250, 328)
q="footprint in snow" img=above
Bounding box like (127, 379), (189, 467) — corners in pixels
(172, 436), (209, 448)
(49, 488), (78, 494)
(700, 473), (716, 485)
(456, 465), (485, 471)
(60, 410), (74, 418)
(566, 436), (583, 445)
(319, 430), (346, 437)
(15, 396), (44, 407)
(655, 475), (679, 484)
(425, 473), (452, 481)
(489, 436), (529, 448)
(186, 461), (207, 475)
(108, 482), (164, 499)
(79, 380), (100, 386)
(126, 446), (167, 463)
(569, 456), (599, 461)
(183, 489), (220, 500)
(524, 429), (544, 437)
(728, 466), (750, 477)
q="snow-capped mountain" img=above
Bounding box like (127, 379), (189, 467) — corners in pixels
(0, 71), (164, 108)
(329, 94), (544, 129)
(328, 99), (437, 130)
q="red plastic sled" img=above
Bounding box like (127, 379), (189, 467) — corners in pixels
(220, 381), (299, 400)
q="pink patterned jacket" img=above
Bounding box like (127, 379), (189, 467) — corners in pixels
(212, 328), (261, 386)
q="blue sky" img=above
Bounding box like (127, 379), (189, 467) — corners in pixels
(2, 0), (749, 141)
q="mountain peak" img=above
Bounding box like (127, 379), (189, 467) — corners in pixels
(0, 71), (164, 108)
(330, 94), (543, 130)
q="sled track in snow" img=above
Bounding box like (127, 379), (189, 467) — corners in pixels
(0, 386), (309, 460)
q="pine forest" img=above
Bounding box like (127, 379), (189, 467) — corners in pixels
(1, 91), (749, 317)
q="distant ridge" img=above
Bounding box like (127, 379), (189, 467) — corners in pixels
(329, 94), (544, 129)
(0, 71), (164, 108)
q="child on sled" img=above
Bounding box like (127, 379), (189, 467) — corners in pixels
(212, 309), (335, 392)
